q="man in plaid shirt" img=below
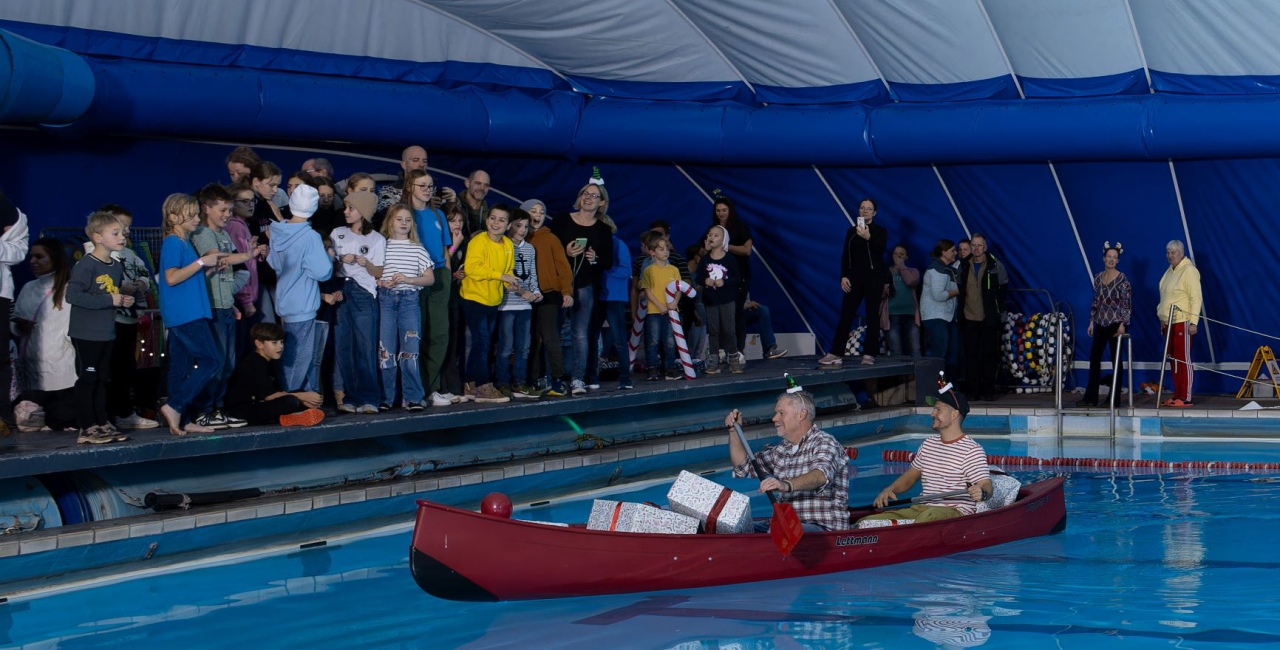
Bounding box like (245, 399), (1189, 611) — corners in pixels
(725, 391), (850, 531)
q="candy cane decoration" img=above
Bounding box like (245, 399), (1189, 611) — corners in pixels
(666, 280), (699, 380)
(628, 294), (647, 365)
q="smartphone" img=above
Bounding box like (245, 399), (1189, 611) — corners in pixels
(573, 237), (589, 249)
(857, 216), (866, 229)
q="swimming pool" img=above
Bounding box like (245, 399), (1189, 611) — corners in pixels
(5, 433), (1280, 649)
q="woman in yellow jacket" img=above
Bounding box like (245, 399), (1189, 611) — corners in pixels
(460, 204), (519, 403)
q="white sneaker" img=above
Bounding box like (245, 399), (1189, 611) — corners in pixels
(430, 392), (453, 407)
(113, 412), (160, 429)
(571, 379), (587, 396)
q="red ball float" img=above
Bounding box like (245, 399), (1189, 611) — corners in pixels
(481, 492), (513, 518)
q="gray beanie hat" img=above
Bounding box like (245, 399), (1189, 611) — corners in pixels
(519, 199), (546, 216)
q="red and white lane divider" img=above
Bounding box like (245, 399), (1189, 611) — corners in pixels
(666, 280), (698, 380)
(882, 449), (1280, 471)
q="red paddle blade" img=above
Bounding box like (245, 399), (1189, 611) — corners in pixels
(770, 502), (804, 555)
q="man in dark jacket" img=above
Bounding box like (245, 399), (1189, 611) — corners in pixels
(957, 234), (1008, 401)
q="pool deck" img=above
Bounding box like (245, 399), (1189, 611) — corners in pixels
(0, 355), (938, 480)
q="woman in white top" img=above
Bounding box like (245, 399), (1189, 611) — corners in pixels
(331, 192), (385, 414)
(377, 204), (435, 411)
(12, 238), (77, 430)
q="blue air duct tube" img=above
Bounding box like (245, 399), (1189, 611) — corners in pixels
(12, 31), (1280, 165)
(0, 29), (94, 125)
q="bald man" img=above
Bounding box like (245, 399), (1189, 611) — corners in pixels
(459, 170), (491, 237)
(376, 146), (455, 215)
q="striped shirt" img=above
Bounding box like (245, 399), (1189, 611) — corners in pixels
(733, 425), (850, 531)
(379, 239), (434, 292)
(910, 435), (990, 515)
(498, 240), (540, 311)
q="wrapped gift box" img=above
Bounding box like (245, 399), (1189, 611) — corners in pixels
(856, 518), (916, 529)
(586, 500), (699, 534)
(666, 470), (753, 534)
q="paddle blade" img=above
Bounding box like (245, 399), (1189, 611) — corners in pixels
(769, 502), (804, 555)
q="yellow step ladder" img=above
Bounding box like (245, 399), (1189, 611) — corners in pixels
(1236, 346), (1280, 399)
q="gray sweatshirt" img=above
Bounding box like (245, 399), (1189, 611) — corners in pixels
(66, 254), (122, 342)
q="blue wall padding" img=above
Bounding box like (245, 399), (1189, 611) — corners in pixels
(724, 104), (877, 166)
(0, 29), (94, 125)
(574, 99), (740, 163)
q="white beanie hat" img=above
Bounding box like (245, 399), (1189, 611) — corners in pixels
(289, 184), (319, 220)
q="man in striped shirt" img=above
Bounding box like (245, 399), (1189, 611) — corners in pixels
(860, 385), (992, 524)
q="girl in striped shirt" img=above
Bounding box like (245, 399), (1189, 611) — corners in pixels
(377, 204), (435, 410)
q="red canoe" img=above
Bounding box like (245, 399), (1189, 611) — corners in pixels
(410, 476), (1066, 601)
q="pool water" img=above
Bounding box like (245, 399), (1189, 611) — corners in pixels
(6, 434), (1280, 649)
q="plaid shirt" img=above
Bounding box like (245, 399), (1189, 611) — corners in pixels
(733, 425), (850, 531)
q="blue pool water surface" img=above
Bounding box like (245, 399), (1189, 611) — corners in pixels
(6, 434), (1280, 649)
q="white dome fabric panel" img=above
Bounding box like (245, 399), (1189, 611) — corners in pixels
(672, 0), (880, 89)
(422, 0), (741, 84)
(1132, 0), (1280, 76)
(0, 0), (547, 70)
(983, 0), (1143, 80)
(835, 0), (1010, 85)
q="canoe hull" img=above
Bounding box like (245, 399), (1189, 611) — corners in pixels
(411, 477), (1066, 601)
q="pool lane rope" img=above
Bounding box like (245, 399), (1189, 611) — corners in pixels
(882, 449), (1280, 471)
(666, 280), (698, 380)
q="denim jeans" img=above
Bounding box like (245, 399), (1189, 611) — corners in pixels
(282, 318), (317, 393)
(313, 320), (330, 395)
(688, 300), (708, 361)
(380, 288), (425, 405)
(603, 301), (632, 383)
(566, 286), (596, 382)
(496, 309), (532, 386)
(167, 318), (223, 420)
(337, 281), (380, 407)
(923, 319), (960, 378)
(743, 303), (776, 350)
(462, 298), (499, 385)
(645, 313), (676, 372)
(887, 314), (921, 357)
(196, 307), (236, 409)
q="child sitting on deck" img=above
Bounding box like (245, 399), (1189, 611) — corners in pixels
(225, 322), (325, 427)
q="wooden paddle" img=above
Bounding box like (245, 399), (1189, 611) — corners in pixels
(732, 423), (804, 555)
(855, 488), (973, 511)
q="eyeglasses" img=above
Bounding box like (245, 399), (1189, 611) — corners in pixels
(413, 183), (435, 190)
(581, 193), (602, 199)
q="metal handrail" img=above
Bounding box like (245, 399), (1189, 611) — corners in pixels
(1156, 304), (1176, 411)
(1055, 318), (1064, 437)
(1109, 333), (1133, 440)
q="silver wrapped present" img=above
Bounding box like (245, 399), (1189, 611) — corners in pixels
(586, 499), (699, 534)
(666, 470), (753, 534)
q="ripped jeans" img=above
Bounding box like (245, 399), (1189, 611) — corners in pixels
(378, 288), (425, 406)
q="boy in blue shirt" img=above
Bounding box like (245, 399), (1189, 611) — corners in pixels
(267, 184), (334, 392)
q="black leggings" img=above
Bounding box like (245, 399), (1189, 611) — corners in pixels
(831, 279), (884, 356)
(1084, 323), (1124, 403)
(72, 337), (114, 429)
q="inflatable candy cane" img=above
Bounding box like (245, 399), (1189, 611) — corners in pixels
(665, 280), (699, 380)
(628, 294), (647, 365)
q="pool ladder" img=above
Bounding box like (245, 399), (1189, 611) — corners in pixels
(1054, 317), (1133, 440)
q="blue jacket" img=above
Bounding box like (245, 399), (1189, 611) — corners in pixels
(268, 221), (333, 323)
(601, 235), (632, 302)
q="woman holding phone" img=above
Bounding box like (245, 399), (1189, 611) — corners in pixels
(550, 176), (614, 396)
(819, 198), (888, 366)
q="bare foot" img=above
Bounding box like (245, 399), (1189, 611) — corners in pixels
(160, 404), (183, 436)
(183, 422), (215, 434)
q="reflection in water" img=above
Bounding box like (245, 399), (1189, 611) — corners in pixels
(1159, 477), (1205, 625)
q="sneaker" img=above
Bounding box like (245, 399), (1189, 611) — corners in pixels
(430, 392), (454, 407)
(280, 408), (326, 427)
(533, 377), (550, 393)
(766, 347), (789, 360)
(440, 392), (464, 404)
(704, 359), (721, 375)
(337, 403), (357, 414)
(474, 383), (512, 404)
(544, 380), (568, 398)
(113, 412), (159, 430)
(692, 359), (706, 373)
(461, 383), (477, 403)
(647, 370), (661, 382)
(586, 382), (601, 390)
(618, 380), (634, 390)
(496, 383), (514, 399)
(212, 410), (248, 428)
(571, 379), (587, 396)
(512, 384), (541, 399)
(817, 353), (843, 366)
(77, 426), (117, 445)
(405, 401), (426, 412)
(666, 367), (685, 380)
(194, 412), (230, 430)
(356, 404), (379, 414)
(378, 404), (391, 412)
(731, 352), (746, 374)
(15, 400), (44, 431)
